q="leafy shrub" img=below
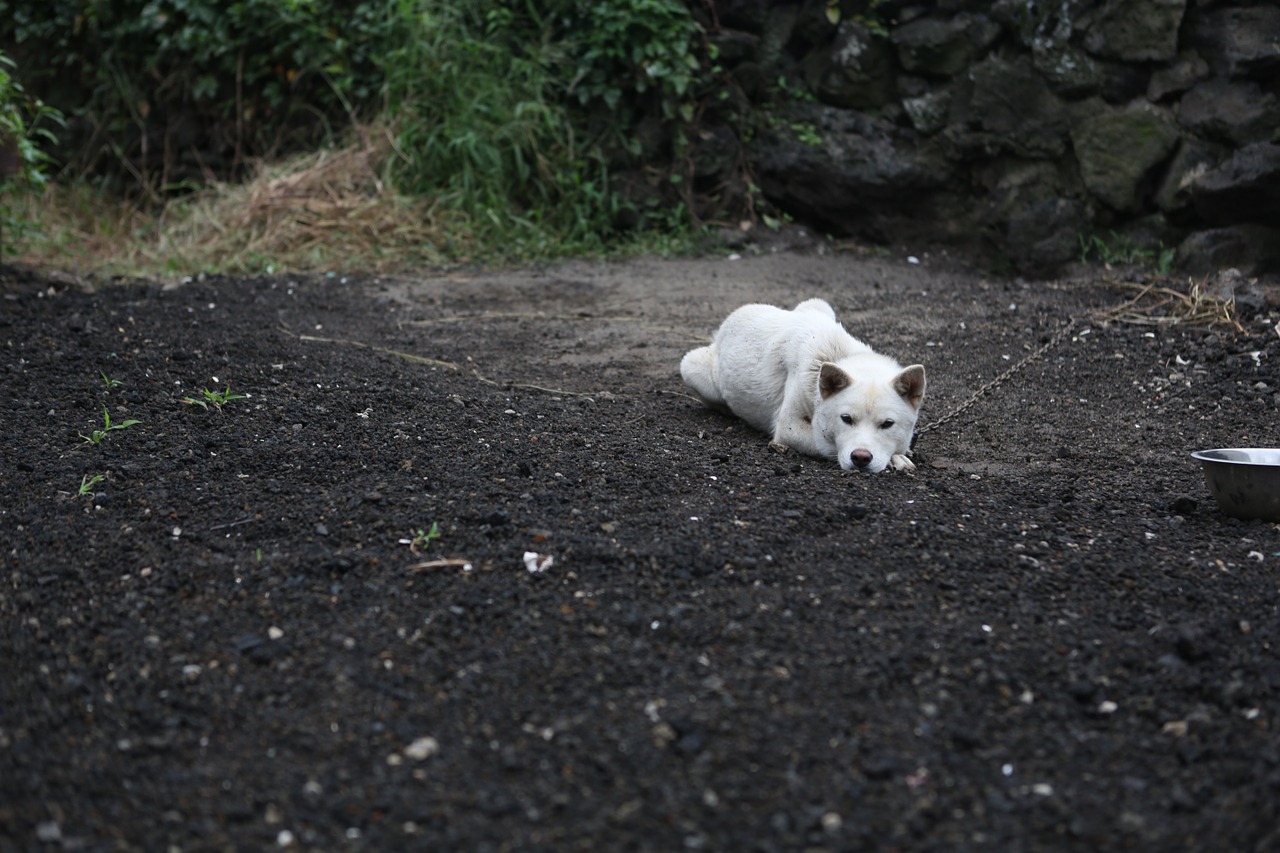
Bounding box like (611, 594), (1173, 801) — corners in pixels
(0, 49), (64, 254)
(384, 0), (705, 257)
(386, 5), (572, 219)
(565, 0), (702, 126)
(1, 0), (400, 193)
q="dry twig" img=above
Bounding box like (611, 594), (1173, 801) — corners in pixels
(408, 558), (474, 572)
(1096, 275), (1243, 332)
(278, 323), (600, 399)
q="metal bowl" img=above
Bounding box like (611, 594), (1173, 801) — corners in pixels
(1191, 448), (1280, 522)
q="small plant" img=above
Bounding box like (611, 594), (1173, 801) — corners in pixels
(825, 0), (892, 35)
(787, 120), (823, 147)
(80, 406), (140, 445)
(182, 385), (248, 411)
(100, 371), (123, 388)
(401, 522), (442, 554)
(77, 473), (104, 496)
(774, 76), (817, 104)
(1078, 230), (1173, 273)
(763, 112), (823, 146)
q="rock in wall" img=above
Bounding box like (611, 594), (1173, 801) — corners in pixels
(702, 0), (1280, 275)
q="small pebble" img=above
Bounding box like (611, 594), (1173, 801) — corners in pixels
(404, 736), (439, 761)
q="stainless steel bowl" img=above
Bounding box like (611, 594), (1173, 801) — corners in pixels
(1191, 448), (1280, 522)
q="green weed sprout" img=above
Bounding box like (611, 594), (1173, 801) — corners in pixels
(402, 522), (442, 553)
(80, 406), (141, 444)
(100, 371), (123, 388)
(77, 473), (104, 496)
(182, 385), (248, 411)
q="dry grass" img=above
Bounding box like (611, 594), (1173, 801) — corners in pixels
(1099, 273), (1245, 332)
(7, 124), (469, 278)
(3, 185), (154, 273)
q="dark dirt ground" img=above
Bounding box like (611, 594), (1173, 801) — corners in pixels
(2, 248), (1279, 852)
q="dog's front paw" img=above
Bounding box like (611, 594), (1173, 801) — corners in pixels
(768, 441), (792, 455)
(889, 453), (916, 472)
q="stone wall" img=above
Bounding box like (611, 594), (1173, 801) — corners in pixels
(703, 0), (1280, 275)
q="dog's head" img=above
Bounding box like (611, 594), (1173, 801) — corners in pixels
(812, 361), (926, 473)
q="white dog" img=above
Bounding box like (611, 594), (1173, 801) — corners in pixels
(681, 299), (926, 472)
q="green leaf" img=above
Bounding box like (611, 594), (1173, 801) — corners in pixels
(193, 74), (218, 100)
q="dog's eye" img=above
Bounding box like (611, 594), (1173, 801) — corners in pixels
(841, 414), (854, 425)
(879, 419), (895, 429)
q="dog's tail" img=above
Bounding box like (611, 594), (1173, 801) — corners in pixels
(680, 346), (724, 406)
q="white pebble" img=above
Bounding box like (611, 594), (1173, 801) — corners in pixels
(404, 736), (439, 761)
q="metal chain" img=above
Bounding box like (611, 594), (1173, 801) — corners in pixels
(914, 318), (1078, 438)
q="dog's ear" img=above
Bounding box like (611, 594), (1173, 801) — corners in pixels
(893, 364), (927, 409)
(818, 362), (852, 399)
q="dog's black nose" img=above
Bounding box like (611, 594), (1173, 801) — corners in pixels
(851, 449), (873, 469)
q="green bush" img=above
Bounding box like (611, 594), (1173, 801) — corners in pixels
(0, 51), (62, 186)
(565, 0), (702, 127)
(0, 49), (64, 254)
(1, 0), (399, 191)
(385, 2), (602, 254)
(383, 0), (704, 257)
